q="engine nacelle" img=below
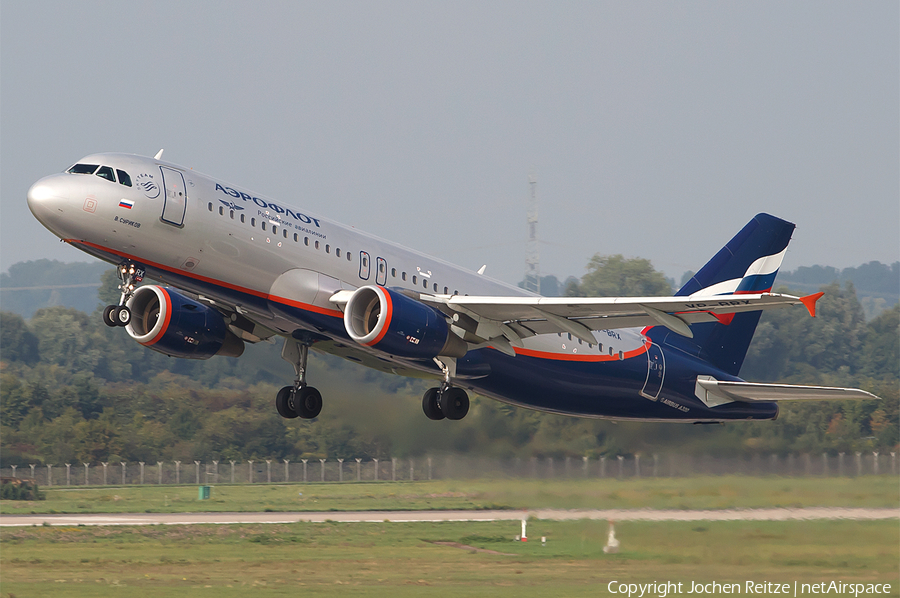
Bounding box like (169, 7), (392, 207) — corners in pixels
(125, 285), (244, 359)
(344, 286), (467, 359)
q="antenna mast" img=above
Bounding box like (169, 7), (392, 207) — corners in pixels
(524, 172), (540, 294)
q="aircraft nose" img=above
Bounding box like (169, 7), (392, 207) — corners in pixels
(27, 176), (68, 226)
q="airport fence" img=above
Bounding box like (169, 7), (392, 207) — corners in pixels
(1, 451), (896, 487)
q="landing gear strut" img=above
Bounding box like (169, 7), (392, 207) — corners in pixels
(277, 339), (322, 419)
(422, 358), (469, 421)
(102, 262), (144, 327)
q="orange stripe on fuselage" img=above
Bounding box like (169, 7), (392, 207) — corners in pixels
(67, 239), (344, 318)
(69, 239), (651, 361)
(513, 338), (649, 362)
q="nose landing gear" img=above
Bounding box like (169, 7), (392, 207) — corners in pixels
(277, 339), (322, 419)
(102, 262), (144, 327)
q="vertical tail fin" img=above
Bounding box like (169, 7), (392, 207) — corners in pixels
(650, 213), (795, 375)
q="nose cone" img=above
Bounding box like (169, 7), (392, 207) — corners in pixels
(27, 175), (67, 228)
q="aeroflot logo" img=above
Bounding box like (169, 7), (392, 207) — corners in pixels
(215, 183), (320, 227)
(218, 199), (244, 211)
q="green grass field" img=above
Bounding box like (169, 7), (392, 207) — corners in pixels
(2, 520), (897, 597)
(2, 477), (897, 596)
(2, 475), (898, 515)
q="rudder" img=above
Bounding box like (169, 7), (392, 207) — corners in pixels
(649, 213), (795, 376)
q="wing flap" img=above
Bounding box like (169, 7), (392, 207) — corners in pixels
(422, 292), (806, 339)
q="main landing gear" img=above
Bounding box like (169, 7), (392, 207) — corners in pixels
(102, 262), (145, 327)
(422, 358), (469, 421)
(422, 385), (469, 420)
(276, 339), (322, 419)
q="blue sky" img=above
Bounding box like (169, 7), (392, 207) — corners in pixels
(2, 2), (897, 285)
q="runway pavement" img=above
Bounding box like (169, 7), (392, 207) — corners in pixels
(1, 507), (896, 527)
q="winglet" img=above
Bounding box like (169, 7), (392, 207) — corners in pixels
(799, 292), (825, 317)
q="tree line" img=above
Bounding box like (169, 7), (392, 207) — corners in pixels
(1, 256), (896, 467)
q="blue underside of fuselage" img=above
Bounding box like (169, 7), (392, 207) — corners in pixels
(77, 242), (778, 423)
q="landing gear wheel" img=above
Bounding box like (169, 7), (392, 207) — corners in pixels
(114, 306), (131, 326)
(102, 305), (118, 327)
(295, 387), (322, 419)
(275, 386), (299, 419)
(439, 387), (469, 420)
(101, 261), (145, 328)
(422, 387), (445, 420)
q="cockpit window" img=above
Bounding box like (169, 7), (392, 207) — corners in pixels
(67, 164), (99, 175)
(116, 169), (132, 187)
(96, 166), (115, 182)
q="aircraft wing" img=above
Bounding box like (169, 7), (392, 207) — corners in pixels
(421, 291), (823, 344)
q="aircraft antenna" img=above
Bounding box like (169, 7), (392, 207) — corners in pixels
(524, 171), (540, 294)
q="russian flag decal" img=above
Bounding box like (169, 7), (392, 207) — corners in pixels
(119, 199), (134, 209)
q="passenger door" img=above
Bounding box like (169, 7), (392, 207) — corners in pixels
(160, 166), (187, 226)
(640, 343), (665, 400)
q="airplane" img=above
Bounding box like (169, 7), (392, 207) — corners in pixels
(26, 151), (878, 424)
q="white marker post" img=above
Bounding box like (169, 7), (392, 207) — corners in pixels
(521, 519), (527, 542)
(603, 519), (620, 554)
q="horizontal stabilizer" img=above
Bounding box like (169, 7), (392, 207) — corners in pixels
(695, 375), (880, 408)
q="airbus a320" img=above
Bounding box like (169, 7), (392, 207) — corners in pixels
(26, 152), (878, 424)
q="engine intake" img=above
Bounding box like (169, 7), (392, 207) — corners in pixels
(125, 285), (244, 359)
(344, 286), (467, 359)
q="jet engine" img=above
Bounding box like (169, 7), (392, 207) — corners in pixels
(125, 285), (244, 359)
(343, 286), (467, 359)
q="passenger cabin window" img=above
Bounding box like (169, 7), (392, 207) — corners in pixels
(96, 166), (115, 182)
(116, 169), (132, 187)
(219, 206), (224, 215)
(240, 214), (245, 223)
(67, 164), (98, 175)
(336, 248), (341, 258)
(261, 222), (266, 231)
